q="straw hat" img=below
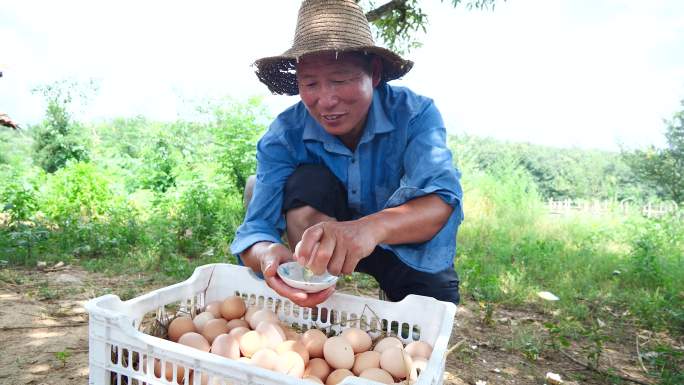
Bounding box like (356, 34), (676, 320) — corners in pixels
(254, 0), (414, 95)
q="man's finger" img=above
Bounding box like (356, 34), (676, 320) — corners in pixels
(296, 226), (323, 264)
(309, 233), (335, 275)
(260, 254), (278, 277)
(340, 253), (358, 276)
(328, 246), (347, 276)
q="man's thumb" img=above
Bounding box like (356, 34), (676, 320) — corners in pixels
(260, 254), (277, 276)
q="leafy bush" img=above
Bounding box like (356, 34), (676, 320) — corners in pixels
(39, 161), (140, 258)
(31, 80), (94, 173)
(210, 97), (268, 194)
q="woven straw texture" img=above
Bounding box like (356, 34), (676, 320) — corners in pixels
(254, 0), (413, 95)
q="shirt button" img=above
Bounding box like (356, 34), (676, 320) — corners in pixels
(352, 189), (357, 194)
(351, 158), (356, 163)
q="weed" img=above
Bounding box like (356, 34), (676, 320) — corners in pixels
(54, 350), (71, 367)
(505, 325), (546, 362)
(37, 281), (59, 301)
(642, 344), (684, 385)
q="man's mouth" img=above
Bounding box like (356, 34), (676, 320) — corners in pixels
(322, 113), (345, 122)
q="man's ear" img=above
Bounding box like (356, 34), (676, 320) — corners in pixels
(371, 56), (383, 88)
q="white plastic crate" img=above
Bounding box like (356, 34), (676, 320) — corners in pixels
(85, 263), (457, 385)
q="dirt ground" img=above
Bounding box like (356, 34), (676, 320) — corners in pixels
(0, 264), (660, 385)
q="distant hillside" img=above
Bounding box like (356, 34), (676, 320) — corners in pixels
(447, 134), (651, 202)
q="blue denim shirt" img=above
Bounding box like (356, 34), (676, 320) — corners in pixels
(230, 83), (463, 273)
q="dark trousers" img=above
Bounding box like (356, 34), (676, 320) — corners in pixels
(282, 164), (460, 304)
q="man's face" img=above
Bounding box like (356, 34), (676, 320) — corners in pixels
(297, 53), (380, 147)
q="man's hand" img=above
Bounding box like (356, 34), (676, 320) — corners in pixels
(258, 243), (334, 308)
(294, 219), (379, 276)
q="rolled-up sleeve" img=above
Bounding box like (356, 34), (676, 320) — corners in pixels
(229, 126), (297, 257)
(384, 100), (463, 218)
(381, 100), (464, 273)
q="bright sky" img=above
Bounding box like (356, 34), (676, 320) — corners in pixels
(1, 0), (683, 150)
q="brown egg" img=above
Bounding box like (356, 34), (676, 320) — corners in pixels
(373, 336), (403, 353)
(304, 358), (331, 382)
(404, 341), (433, 360)
(248, 309), (279, 329)
(239, 330), (264, 357)
(303, 376), (324, 384)
(220, 296), (247, 321)
(251, 348), (279, 370)
(204, 301), (222, 318)
(277, 340), (310, 365)
(244, 306), (260, 324)
(202, 318), (229, 344)
(380, 347), (413, 379)
(360, 368), (394, 384)
(193, 311), (215, 333)
(341, 328), (372, 353)
(210, 333), (240, 360)
(352, 350), (381, 375)
(178, 332), (211, 352)
(168, 316), (196, 342)
(325, 369), (353, 385)
(229, 326), (250, 342)
(323, 336), (354, 370)
(301, 329), (327, 358)
(409, 357), (428, 381)
(256, 321), (286, 349)
(152, 358), (185, 383)
(226, 318), (250, 331)
(274, 350), (305, 378)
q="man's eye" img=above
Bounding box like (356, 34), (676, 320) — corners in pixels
(332, 79), (348, 84)
(305, 82), (317, 88)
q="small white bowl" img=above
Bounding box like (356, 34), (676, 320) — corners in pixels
(277, 262), (338, 293)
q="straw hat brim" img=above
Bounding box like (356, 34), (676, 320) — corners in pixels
(254, 46), (414, 96)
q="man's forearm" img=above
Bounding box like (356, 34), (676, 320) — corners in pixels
(360, 194), (453, 246)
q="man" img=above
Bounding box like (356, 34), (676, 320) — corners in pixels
(230, 0), (463, 308)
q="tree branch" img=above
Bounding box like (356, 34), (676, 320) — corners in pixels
(365, 0), (408, 22)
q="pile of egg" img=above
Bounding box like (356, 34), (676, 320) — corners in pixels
(159, 296), (432, 385)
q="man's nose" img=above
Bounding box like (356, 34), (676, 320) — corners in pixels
(318, 84), (339, 109)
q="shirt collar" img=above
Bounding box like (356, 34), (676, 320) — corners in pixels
(301, 84), (395, 154)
